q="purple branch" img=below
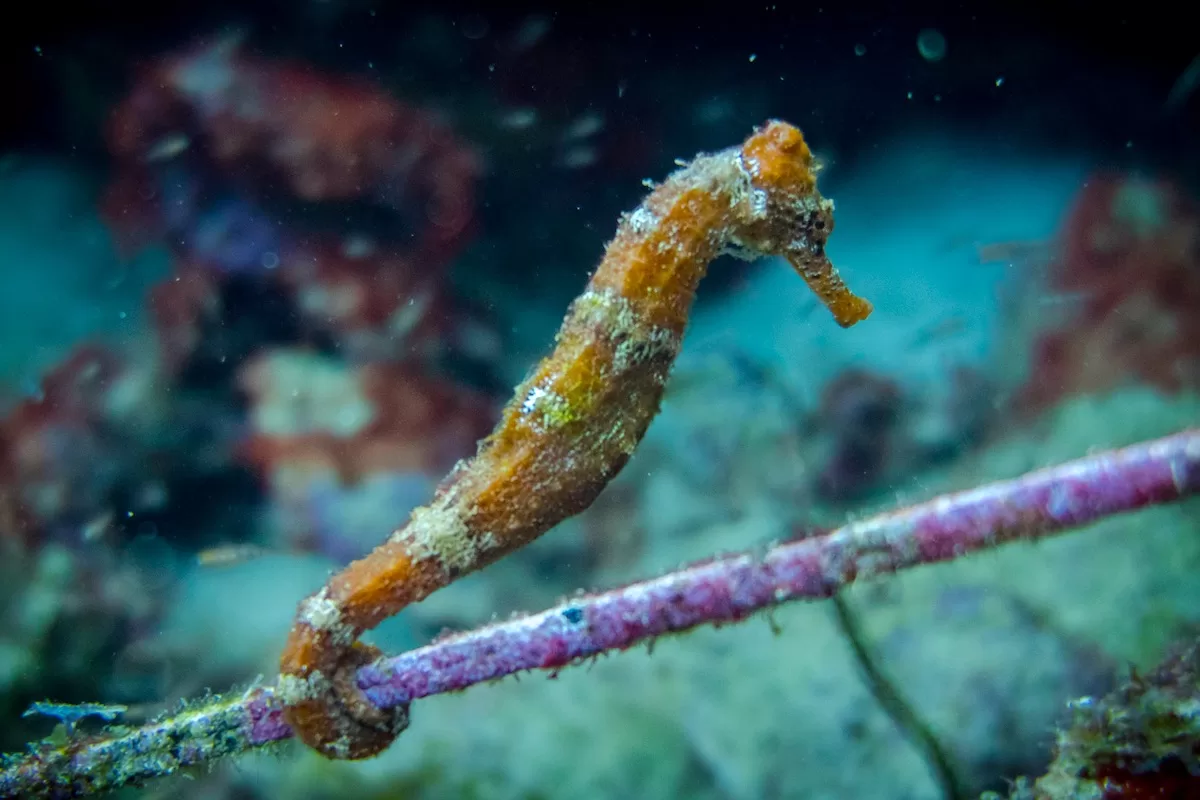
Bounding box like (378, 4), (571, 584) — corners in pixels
(4, 430), (1197, 799)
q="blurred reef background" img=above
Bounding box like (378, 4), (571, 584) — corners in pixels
(1, 2), (1198, 798)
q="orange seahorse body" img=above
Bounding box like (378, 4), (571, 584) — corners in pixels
(277, 120), (872, 759)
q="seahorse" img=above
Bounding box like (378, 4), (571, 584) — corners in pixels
(277, 120), (872, 759)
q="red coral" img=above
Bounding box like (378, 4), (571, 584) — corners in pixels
(0, 347), (129, 545)
(236, 349), (495, 485)
(104, 35), (478, 261)
(147, 264), (223, 374)
(1094, 761), (1200, 799)
(273, 241), (451, 363)
(233, 349), (496, 557)
(103, 37), (485, 373)
(1018, 174), (1200, 412)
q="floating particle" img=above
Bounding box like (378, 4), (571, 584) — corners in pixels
(498, 108), (538, 130)
(81, 511), (114, 542)
(1166, 53), (1200, 111)
(341, 235), (376, 258)
(460, 13), (488, 40)
(748, 53), (757, 62)
(917, 28), (946, 62)
(557, 144), (598, 170)
(854, 43), (866, 56)
(995, 76), (1005, 87)
(562, 111), (604, 141)
(509, 14), (550, 53)
(197, 543), (272, 568)
(143, 133), (190, 163)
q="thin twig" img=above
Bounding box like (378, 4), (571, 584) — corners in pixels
(2, 429), (1196, 799)
(832, 594), (968, 800)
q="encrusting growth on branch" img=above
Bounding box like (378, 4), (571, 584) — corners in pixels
(277, 120), (873, 759)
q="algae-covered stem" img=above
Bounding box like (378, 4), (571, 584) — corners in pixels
(4, 430), (1196, 799)
(277, 120), (873, 759)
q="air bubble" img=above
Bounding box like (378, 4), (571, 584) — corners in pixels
(917, 28), (946, 62)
